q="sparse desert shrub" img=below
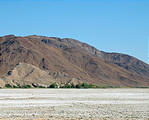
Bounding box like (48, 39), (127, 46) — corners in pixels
(96, 86), (108, 88)
(38, 86), (46, 88)
(136, 86), (149, 88)
(22, 85), (32, 88)
(4, 82), (123, 89)
(76, 84), (82, 88)
(49, 83), (58, 88)
(81, 82), (90, 88)
(13, 85), (20, 88)
(71, 83), (75, 88)
(88, 84), (96, 88)
(75, 82), (98, 88)
(5, 84), (12, 88)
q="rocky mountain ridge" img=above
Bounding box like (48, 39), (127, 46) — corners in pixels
(0, 35), (149, 87)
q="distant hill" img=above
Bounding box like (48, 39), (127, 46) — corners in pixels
(0, 35), (149, 88)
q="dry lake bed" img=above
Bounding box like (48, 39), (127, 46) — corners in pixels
(0, 89), (149, 120)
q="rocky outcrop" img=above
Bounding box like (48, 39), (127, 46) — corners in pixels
(1, 63), (80, 88)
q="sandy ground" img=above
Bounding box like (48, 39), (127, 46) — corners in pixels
(0, 89), (148, 120)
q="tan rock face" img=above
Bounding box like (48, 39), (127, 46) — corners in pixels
(1, 63), (53, 86)
(1, 63), (77, 87)
(0, 78), (5, 88)
(0, 35), (149, 87)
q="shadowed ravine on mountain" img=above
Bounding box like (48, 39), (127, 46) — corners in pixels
(0, 35), (149, 88)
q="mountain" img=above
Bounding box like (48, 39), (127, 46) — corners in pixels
(0, 35), (149, 88)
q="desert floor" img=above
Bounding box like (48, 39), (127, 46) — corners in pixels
(0, 89), (148, 120)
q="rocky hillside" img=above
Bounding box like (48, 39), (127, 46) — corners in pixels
(0, 63), (80, 88)
(0, 35), (149, 87)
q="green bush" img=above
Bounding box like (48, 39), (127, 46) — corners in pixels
(38, 86), (46, 88)
(136, 86), (149, 88)
(5, 84), (12, 88)
(88, 84), (96, 88)
(76, 84), (82, 88)
(22, 85), (32, 88)
(81, 82), (91, 88)
(75, 82), (97, 88)
(13, 85), (20, 88)
(49, 83), (58, 88)
(71, 83), (75, 88)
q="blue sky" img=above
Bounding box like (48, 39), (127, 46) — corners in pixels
(0, 0), (149, 63)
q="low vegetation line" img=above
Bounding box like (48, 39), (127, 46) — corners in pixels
(3, 83), (149, 89)
(3, 82), (123, 89)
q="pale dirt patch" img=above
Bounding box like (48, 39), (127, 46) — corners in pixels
(0, 89), (149, 120)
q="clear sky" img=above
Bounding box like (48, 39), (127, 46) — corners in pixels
(0, 0), (149, 63)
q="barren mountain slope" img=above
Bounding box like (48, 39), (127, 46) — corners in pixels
(1, 63), (80, 88)
(0, 35), (149, 87)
